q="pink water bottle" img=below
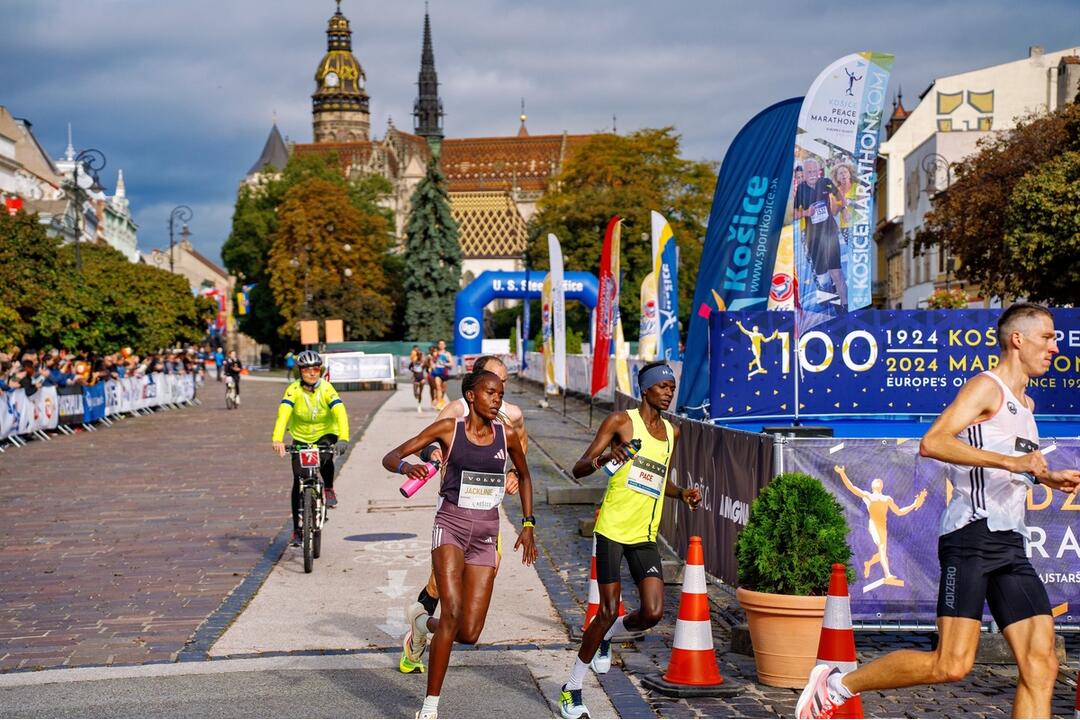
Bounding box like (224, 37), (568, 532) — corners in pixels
(400, 460), (441, 498)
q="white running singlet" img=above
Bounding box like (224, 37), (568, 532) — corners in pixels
(940, 372), (1039, 538)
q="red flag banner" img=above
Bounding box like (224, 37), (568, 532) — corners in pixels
(591, 216), (620, 396)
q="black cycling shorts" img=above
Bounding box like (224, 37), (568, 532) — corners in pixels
(936, 519), (1051, 629)
(594, 532), (663, 585)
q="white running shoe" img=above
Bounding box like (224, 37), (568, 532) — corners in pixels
(415, 711), (437, 719)
(796, 663), (840, 719)
(559, 684), (590, 719)
(590, 639), (611, 674)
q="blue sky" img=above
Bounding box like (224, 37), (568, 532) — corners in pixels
(2, 0), (1078, 265)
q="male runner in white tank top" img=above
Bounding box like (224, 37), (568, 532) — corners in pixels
(798, 303), (1079, 719)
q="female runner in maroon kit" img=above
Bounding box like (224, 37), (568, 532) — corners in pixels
(383, 370), (537, 720)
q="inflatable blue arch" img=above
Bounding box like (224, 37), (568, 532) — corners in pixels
(454, 270), (599, 357)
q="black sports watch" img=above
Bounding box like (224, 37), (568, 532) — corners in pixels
(521, 515), (536, 528)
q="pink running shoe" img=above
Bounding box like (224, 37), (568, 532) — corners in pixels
(796, 664), (839, 719)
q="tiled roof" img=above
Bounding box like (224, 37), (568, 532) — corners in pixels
(293, 140), (376, 173)
(441, 133), (598, 193)
(449, 191), (526, 259)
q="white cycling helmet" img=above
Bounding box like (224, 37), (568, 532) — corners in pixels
(296, 350), (322, 368)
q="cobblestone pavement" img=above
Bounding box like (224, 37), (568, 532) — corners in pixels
(507, 378), (1080, 719)
(0, 378), (391, 672)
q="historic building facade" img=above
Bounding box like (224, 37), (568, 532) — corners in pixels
(248, 2), (601, 298)
(875, 46), (1080, 308)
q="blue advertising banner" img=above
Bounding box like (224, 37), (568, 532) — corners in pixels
(82, 383), (106, 422)
(789, 438), (1080, 625)
(679, 98), (802, 419)
(709, 309), (1080, 420)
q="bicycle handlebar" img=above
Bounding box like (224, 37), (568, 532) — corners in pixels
(285, 444), (340, 454)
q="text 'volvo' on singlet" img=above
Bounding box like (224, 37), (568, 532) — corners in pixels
(941, 371), (1040, 538)
(441, 419), (507, 512)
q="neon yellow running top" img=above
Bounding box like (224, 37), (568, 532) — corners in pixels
(272, 380), (350, 443)
(593, 408), (674, 544)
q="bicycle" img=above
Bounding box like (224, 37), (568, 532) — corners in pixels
(286, 443), (339, 573)
(225, 375), (238, 409)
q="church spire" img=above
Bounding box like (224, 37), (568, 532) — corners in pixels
(413, 4), (444, 140)
(312, 0), (370, 143)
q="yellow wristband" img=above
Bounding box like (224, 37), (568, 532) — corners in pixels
(522, 521), (535, 528)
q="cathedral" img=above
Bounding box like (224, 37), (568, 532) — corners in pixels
(246, 1), (600, 290)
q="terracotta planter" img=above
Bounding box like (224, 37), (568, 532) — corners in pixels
(736, 586), (826, 688)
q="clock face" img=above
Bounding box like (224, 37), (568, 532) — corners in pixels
(324, 71), (340, 88)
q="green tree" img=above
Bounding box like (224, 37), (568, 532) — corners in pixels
(34, 244), (213, 353)
(268, 177), (393, 339)
(222, 151), (396, 351)
(914, 102), (1080, 301)
(0, 210), (64, 346)
(525, 128), (716, 339)
(403, 155), (461, 340)
(1003, 147), (1080, 305)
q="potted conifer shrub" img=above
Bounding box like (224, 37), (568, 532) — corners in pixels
(735, 472), (853, 688)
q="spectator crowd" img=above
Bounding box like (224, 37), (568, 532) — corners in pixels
(1, 345), (215, 397)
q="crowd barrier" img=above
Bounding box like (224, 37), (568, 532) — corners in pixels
(613, 392), (1080, 629)
(1, 373), (198, 446)
(781, 437), (1080, 628)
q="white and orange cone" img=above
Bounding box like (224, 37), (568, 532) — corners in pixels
(643, 536), (739, 697)
(815, 563), (864, 719)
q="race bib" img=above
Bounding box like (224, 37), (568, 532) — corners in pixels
(626, 454), (667, 499)
(458, 470), (506, 510)
(299, 449), (320, 468)
(809, 201), (828, 225)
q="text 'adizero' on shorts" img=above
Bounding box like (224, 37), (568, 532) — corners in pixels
(594, 532), (663, 585)
(431, 500), (501, 567)
(936, 518), (1051, 629)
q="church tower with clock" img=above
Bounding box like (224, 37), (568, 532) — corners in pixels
(312, 0), (370, 142)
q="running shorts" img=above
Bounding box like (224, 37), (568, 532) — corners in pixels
(431, 500), (500, 567)
(594, 532), (663, 585)
(936, 519), (1051, 629)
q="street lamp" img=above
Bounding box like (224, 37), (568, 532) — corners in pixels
(67, 148), (106, 274)
(920, 152), (954, 290)
(168, 205), (193, 273)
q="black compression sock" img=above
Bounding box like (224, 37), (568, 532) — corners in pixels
(417, 588), (438, 616)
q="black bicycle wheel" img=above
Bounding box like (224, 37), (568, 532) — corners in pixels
(302, 487), (314, 573)
(313, 529), (322, 559)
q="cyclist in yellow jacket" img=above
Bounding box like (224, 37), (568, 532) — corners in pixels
(271, 351), (350, 546)
(559, 361), (700, 719)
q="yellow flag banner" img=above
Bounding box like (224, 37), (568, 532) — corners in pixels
(542, 273), (557, 394)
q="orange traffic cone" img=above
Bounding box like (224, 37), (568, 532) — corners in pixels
(642, 536), (740, 698)
(582, 531), (626, 633)
(815, 563), (864, 719)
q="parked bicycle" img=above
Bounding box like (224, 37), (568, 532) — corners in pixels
(286, 442), (339, 573)
(225, 375), (238, 410)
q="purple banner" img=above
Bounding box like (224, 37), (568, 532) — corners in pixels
(788, 438), (1080, 626)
